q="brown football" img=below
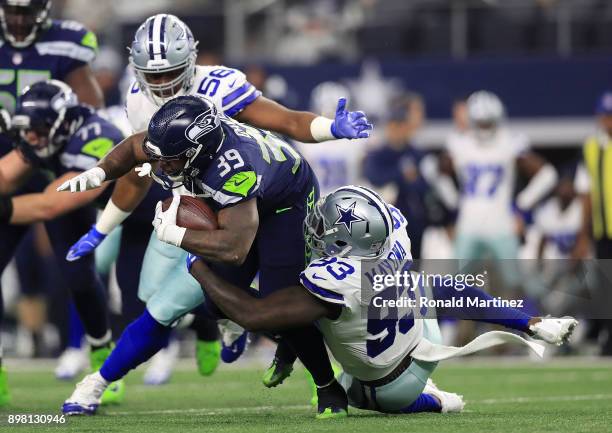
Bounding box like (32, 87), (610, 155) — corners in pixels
(161, 195), (218, 231)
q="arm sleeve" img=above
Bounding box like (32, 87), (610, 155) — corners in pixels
(209, 67), (261, 117)
(52, 22), (98, 79)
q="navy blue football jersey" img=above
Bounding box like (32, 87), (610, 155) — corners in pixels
(189, 117), (314, 216)
(18, 108), (123, 177)
(0, 19), (97, 114)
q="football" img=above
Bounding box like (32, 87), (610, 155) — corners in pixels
(161, 195), (218, 231)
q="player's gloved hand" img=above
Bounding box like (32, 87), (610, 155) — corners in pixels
(0, 108), (11, 134)
(153, 195), (186, 247)
(66, 225), (106, 262)
(135, 162), (153, 178)
(331, 98), (373, 140)
(57, 167), (106, 192)
(186, 253), (202, 272)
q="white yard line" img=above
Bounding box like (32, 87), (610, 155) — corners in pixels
(105, 394), (612, 416)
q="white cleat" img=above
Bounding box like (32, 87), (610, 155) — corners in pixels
(529, 316), (578, 346)
(423, 379), (465, 413)
(62, 372), (108, 415)
(55, 348), (88, 381)
(143, 340), (180, 385)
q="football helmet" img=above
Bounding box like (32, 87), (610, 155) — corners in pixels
(305, 185), (393, 258)
(144, 95), (224, 189)
(467, 90), (505, 141)
(129, 14), (198, 107)
(0, 0), (51, 48)
(13, 79), (82, 159)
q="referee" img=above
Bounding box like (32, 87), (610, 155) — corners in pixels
(574, 91), (612, 355)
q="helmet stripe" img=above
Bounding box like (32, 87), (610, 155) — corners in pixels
(159, 14), (167, 59)
(152, 14), (164, 61)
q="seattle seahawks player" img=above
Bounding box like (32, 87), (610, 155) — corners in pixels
(0, 80), (123, 406)
(61, 95), (369, 417)
(0, 0), (103, 399)
(185, 185), (578, 415)
(61, 14), (371, 392)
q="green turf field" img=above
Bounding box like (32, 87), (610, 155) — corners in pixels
(0, 359), (611, 433)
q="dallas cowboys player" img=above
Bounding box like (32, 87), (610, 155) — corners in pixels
(0, 80), (123, 406)
(186, 185), (578, 415)
(441, 91), (557, 268)
(61, 95), (370, 417)
(60, 13), (372, 394)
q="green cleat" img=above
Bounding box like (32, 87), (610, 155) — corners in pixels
(316, 407), (348, 420)
(90, 346), (125, 405)
(196, 340), (221, 376)
(0, 367), (11, 407)
(262, 357), (294, 388)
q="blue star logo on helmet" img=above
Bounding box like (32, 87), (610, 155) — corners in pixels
(334, 202), (365, 235)
(185, 107), (220, 145)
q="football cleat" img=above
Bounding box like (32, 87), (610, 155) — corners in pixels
(144, 340), (180, 385)
(62, 372), (107, 415)
(529, 316), (578, 346)
(219, 320), (248, 363)
(0, 367), (11, 407)
(315, 380), (348, 420)
(262, 356), (294, 388)
(423, 379), (465, 413)
(308, 362), (343, 406)
(55, 347), (88, 381)
(90, 346), (125, 405)
(196, 340), (221, 376)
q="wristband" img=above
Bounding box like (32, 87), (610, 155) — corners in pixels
(0, 196), (13, 223)
(96, 199), (132, 234)
(310, 116), (336, 142)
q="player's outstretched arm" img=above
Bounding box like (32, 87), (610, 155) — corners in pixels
(7, 172), (108, 225)
(65, 64), (104, 109)
(516, 152), (558, 210)
(154, 196), (260, 265)
(188, 257), (334, 331)
(0, 149), (34, 196)
(57, 131), (149, 192)
(235, 96), (372, 143)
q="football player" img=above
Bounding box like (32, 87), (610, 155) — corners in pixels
(0, 80), (122, 406)
(186, 185), (578, 415)
(440, 91), (557, 280)
(61, 94), (370, 417)
(0, 0), (104, 395)
(61, 13), (371, 400)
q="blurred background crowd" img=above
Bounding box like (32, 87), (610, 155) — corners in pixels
(2, 0), (612, 375)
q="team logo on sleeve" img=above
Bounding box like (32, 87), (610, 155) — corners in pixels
(334, 202), (365, 235)
(185, 108), (220, 144)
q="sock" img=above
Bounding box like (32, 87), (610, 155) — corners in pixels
(99, 309), (171, 382)
(190, 314), (219, 342)
(283, 326), (334, 386)
(274, 340), (298, 365)
(68, 302), (85, 349)
(431, 283), (531, 332)
(401, 393), (442, 413)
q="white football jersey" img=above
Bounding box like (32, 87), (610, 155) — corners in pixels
(296, 138), (367, 195)
(300, 206), (425, 381)
(447, 128), (528, 236)
(533, 197), (582, 259)
(125, 64), (261, 133)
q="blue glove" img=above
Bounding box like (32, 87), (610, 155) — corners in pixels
(331, 98), (373, 139)
(186, 252), (202, 272)
(65, 225), (106, 262)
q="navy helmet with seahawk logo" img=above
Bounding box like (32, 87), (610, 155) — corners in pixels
(144, 95), (224, 189)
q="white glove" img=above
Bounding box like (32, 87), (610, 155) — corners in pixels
(57, 167), (106, 192)
(152, 194), (186, 247)
(135, 162), (153, 178)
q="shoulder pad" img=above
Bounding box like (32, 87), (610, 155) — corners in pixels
(300, 257), (361, 305)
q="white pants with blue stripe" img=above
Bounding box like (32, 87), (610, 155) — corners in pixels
(338, 319), (442, 413)
(138, 233), (205, 326)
